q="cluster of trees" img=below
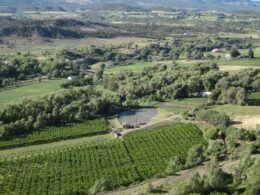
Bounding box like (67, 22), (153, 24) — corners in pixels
(0, 18), (127, 39)
(103, 63), (258, 106)
(56, 35), (251, 68)
(0, 55), (41, 87)
(167, 115), (260, 194)
(103, 63), (220, 104)
(0, 87), (120, 138)
(172, 155), (260, 195)
(0, 54), (80, 88)
(209, 68), (260, 105)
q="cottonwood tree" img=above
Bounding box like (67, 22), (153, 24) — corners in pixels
(248, 48), (254, 59)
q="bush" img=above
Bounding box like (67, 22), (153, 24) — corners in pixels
(230, 49), (241, 58)
(89, 179), (112, 194)
(185, 144), (205, 168)
(207, 140), (227, 160)
(144, 183), (153, 194)
(173, 161), (230, 195)
(205, 127), (220, 140)
(165, 156), (185, 175)
(245, 159), (260, 195)
(196, 110), (230, 126)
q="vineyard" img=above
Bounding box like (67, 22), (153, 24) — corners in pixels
(0, 123), (206, 194)
(0, 118), (107, 150)
(124, 123), (206, 179)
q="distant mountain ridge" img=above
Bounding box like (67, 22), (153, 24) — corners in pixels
(0, 0), (260, 12)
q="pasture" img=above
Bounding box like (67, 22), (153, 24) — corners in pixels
(105, 60), (206, 74)
(0, 79), (66, 109)
(218, 58), (260, 66)
(210, 104), (260, 129)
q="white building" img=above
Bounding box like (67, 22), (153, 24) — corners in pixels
(193, 91), (212, 97)
(67, 76), (78, 81)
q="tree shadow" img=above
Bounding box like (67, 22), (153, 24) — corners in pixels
(230, 120), (242, 125)
(247, 99), (260, 106)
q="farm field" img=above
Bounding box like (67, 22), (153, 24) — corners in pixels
(0, 36), (150, 56)
(0, 3), (260, 194)
(210, 104), (260, 129)
(0, 134), (114, 159)
(105, 61), (171, 74)
(0, 79), (66, 109)
(219, 32), (260, 39)
(217, 58), (260, 66)
(156, 98), (208, 114)
(0, 123), (205, 194)
(105, 60), (206, 74)
(0, 118), (107, 150)
(105, 58), (260, 74)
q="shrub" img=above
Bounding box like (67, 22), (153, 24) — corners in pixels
(89, 179), (112, 194)
(165, 156), (185, 175)
(196, 110), (230, 126)
(230, 49), (241, 58)
(205, 127), (220, 140)
(185, 144), (205, 168)
(207, 140), (227, 160)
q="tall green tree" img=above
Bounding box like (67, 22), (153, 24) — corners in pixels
(248, 48), (254, 59)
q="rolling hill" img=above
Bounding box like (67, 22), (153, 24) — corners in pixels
(0, 0), (260, 12)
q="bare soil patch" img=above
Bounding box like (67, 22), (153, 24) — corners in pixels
(232, 115), (260, 129)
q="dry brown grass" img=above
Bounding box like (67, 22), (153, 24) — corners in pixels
(0, 36), (150, 56)
(219, 65), (258, 72)
(232, 115), (260, 129)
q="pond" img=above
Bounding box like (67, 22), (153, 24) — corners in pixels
(118, 108), (158, 128)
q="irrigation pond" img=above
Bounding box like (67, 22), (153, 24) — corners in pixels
(118, 108), (158, 127)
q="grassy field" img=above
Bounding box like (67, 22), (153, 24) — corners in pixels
(210, 104), (260, 117)
(105, 57), (260, 74)
(105, 61), (167, 74)
(219, 32), (260, 39)
(239, 48), (260, 58)
(217, 58), (260, 66)
(105, 60), (207, 74)
(249, 92), (260, 100)
(210, 104), (260, 129)
(0, 79), (66, 109)
(157, 98), (208, 115)
(170, 98), (208, 106)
